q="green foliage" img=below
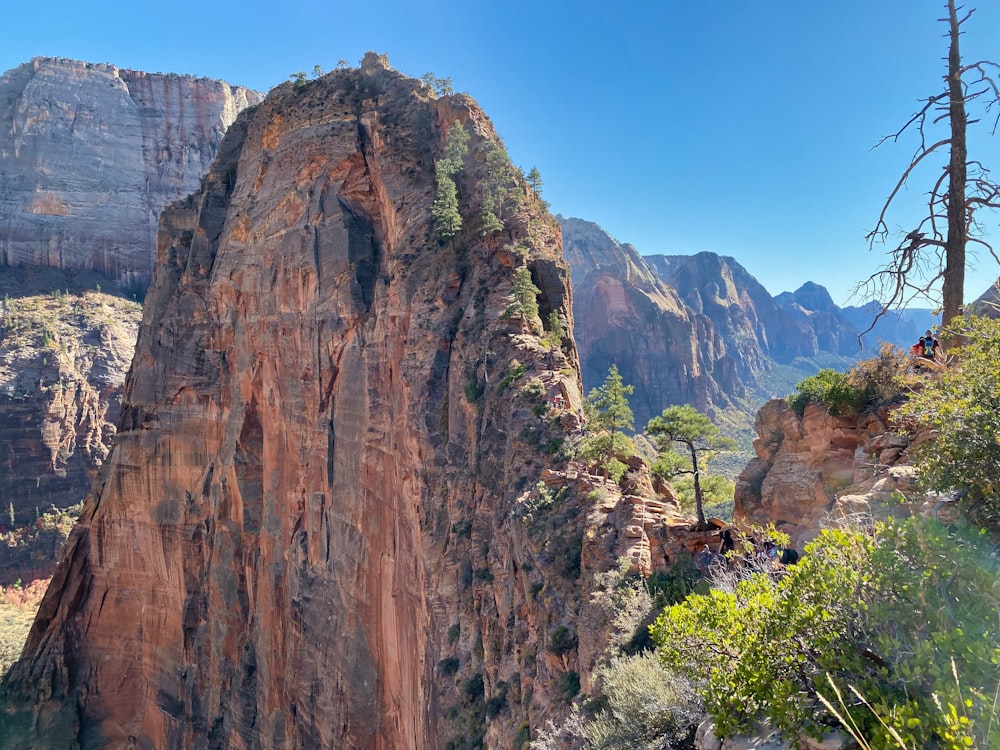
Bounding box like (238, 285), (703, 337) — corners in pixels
(501, 267), (541, 326)
(557, 671), (580, 702)
(526, 166), (543, 193)
(544, 311), (566, 350)
(787, 367), (857, 416)
(584, 652), (699, 749)
(289, 71), (308, 88)
(548, 625), (577, 657)
(498, 360), (529, 392)
(431, 121), (470, 240)
(463, 377), (483, 405)
(421, 72), (454, 96)
(650, 516), (1000, 747)
(478, 138), (515, 235)
(579, 365), (635, 482)
(667, 474), (735, 518)
(646, 405), (735, 526)
(898, 315), (1000, 527)
(448, 623), (461, 644)
(432, 164), (462, 240)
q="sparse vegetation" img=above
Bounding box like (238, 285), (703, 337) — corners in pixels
(578, 365), (636, 483)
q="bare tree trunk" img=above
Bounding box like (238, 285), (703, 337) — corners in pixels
(943, 0), (968, 332)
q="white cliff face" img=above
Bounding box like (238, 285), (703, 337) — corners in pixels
(0, 57), (263, 288)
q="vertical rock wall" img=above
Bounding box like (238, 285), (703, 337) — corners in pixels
(0, 57), (262, 287)
(1, 59), (593, 750)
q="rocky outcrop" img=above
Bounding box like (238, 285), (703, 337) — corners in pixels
(0, 266), (141, 536)
(0, 56), (626, 750)
(0, 57), (263, 289)
(560, 216), (739, 428)
(733, 397), (945, 548)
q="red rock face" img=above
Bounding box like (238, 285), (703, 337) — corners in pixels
(0, 59), (587, 749)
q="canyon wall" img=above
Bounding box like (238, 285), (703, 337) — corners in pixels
(0, 56), (623, 750)
(0, 57), (262, 288)
(0, 59), (261, 535)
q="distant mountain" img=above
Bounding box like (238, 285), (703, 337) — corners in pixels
(559, 216), (740, 429)
(559, 216), (941, 433)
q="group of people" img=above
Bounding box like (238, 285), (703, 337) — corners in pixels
(694, 529), (800, 575)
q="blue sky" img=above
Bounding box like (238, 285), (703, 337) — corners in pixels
(4, 0), (999, 306)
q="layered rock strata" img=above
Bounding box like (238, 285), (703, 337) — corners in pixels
(734, 397), (943, 548)
(560, 216), (738, 427)
(0, 57), (262, 288)
(0, 267), (141, 538)
(0, 56), (605, 750)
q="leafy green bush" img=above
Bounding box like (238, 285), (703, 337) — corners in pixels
(650, 516), (999, 747)
(786, 368), (857, 416)
(898, 315), (1000, 528)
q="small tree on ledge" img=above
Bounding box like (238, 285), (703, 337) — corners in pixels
(579, 365), (635, 483)
(646, 405), (735, 529)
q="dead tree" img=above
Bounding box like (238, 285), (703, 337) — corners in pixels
(860, 0), (1000, 339)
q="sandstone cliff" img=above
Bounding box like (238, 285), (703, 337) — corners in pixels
(559, 216), (740, 428)
(0, 57), (263, 289)
(734, 397), (940, 548)
(0, 266), (141, 552)
(0, 56), (633, 750)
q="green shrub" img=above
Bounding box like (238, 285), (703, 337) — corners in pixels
(557, 671), (580, 702)
(650, 516), (999, 747)
(498, 361), (529, 392)
(786, 368), (857, 415)
(548, 625), (577, 657)
(439, 656), (460, 675)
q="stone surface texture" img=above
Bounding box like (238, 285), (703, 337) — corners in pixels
(733, 397), (948, 548)
(0, 57), (636, 750)
(560, 216), (738, 427)
(0, 57), (263, 288)
(0, 267), (141, 532)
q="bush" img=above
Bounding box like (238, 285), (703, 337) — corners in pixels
(557, 671), (580, 702)
(650, 516), (999, 747)
(786, 368), (857, 416)
(898, 315), (1000, 528)
(584, 653), (699, 749)
(846, 342), (910, 410)
(547, 625), (577, 657)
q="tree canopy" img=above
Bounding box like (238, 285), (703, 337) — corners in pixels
(646, 405), (735, 527)
(579, 365), (635, 483)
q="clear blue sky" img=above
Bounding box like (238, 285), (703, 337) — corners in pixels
(4, 0), (999, 306)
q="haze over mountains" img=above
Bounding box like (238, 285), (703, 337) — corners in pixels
(561, 215), (936, 429)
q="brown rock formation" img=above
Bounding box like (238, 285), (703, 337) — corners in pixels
(0, 57), (610, 750)
(560, 216), (738, 427)
(734, 397), (944, 548)
(0, 267), (141, 543)
(0, 57), (263, 288)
